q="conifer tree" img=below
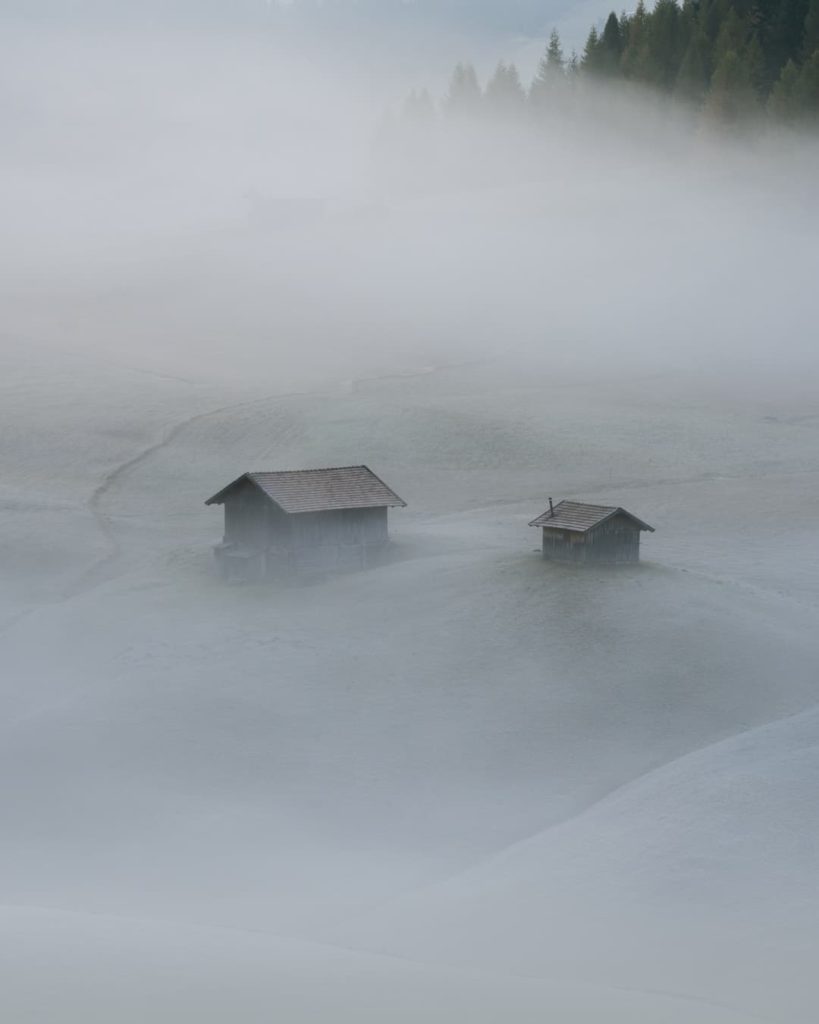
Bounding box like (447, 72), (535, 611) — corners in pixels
(804, 0), (819, 58)
(713, 9), (750, 66)
(485, 61), (526, 117)
(582, 26), (604, 73)
(621, 0), (652, 79)
(706, 48), (761, 121)
(675, 32), (711, 103)
(767, 57), (801, 116)
(763, 0), (811, 89)
(794, 47), (819, 113)
(600, 12), (626, 73)
(445, 62), (482, 119)
(700, 0), (728, 46)
(647, 0), (686, 88)
(744, 34), (768, 96)
(530, 28), (566, 108)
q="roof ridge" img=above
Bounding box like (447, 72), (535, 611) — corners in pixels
(560, 499), (617, 509)
(249, 465), (367, 475)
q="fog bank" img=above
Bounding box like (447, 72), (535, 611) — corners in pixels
(2, 11), (819, 1024)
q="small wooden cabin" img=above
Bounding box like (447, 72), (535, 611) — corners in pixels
(529, 499), (654, 565)
(205, 465), (406, 580)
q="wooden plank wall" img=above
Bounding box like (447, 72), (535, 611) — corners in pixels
(542, 514), (642, 565)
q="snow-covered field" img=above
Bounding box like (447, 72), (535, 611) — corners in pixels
(1, 341), (818, 1022)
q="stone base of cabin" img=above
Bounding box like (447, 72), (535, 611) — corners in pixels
(213, 540), (389, 582)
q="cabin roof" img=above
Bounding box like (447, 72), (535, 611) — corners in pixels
(205, 465), (407, 514)
(528, 500), (654, 533)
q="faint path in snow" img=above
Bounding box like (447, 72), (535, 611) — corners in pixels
(0, 359), (471, 635)
(64, 390), (309, 597)
(64, 360), (471, 599)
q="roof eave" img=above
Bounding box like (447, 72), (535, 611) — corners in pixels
(530, 521), (587, 531)
(358, 464), (407, 508)
(612, 508), (655, 532)
(286, 500), (407, 513)
(204, 472), (251, 506)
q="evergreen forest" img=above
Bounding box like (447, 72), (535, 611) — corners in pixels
(404, 0), (819, 130)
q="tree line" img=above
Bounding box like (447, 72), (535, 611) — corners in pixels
(402, 0), (819, 129)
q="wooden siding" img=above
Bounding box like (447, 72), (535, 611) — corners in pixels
(541, 512), (642, 565)
(289, 508), (389, 572)
(223, 482), (273, 548)
(216, 478), (391, 579)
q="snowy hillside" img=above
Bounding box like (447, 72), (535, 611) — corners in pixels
(1, 345), (819, 1021)
(343, 705), (819, 1021)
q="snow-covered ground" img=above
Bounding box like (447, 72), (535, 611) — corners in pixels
(1, 343), (818, 1022)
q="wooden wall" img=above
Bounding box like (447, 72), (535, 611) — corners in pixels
(542, 514), (642, 565)
(290, 508), (389, 571)
(218, 481), (390, 578)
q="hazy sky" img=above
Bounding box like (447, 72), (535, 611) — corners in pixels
(1, 0), (616, 64)
(2, 6), (818, 391)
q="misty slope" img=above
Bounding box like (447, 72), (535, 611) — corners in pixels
(0, 906), (755, 1024)
(0, 345), (226, 621)
(1, 358), (818, 918)
(0, 349), (818, 1019)
(341, 706), (819, 1021)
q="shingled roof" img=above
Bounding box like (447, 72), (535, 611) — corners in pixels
(205, 466), (406, 514)
(529, 500), (654, 533)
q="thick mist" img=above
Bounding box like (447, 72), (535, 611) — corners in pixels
(1, 11), (819, 1024)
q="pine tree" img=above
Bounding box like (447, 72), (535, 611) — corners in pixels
(546, 28), (566, 74)
(705, 47), (761, 121)
(793, 47), (819, 114)
(621, 0), (652, 79)
(507, 63), (526, 104)
(647, 0), (686, 88)
(582, 26), (604, 73)
(675, 32), (711, 103)
(600, 12), (626, 73)
(762, 0), (810, 90)
(744, 33), (768, 95)
(713, 8), (751, 65)
(530, 28), (566, 108)
(699, 0), (727, 51)
(485, 61), (526, 117)
(804, 0), (819, 58)
(767, 56), (801, 115)
(444, 62), (482, 119)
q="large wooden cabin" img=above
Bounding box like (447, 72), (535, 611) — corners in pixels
(205, 466), (406, 580)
